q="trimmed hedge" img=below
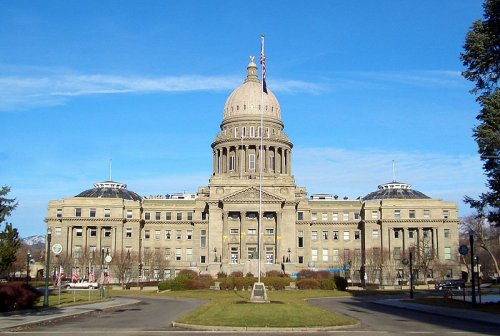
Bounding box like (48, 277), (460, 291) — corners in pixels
(297, 279), (321, 289)
(333, 276), (348, 291)
(0, 283), (41, 312)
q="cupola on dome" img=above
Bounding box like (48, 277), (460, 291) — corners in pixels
(223, 57), (281, 121)
(75, 181), (142, 201)
(363, 181), (430, 200)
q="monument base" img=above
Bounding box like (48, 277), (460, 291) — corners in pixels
(250, 282), (270, 303)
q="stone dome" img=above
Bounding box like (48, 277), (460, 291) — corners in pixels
(75, 181), (142, 201)
(223, 57), (281, 121)
(363, 181), (430, 200)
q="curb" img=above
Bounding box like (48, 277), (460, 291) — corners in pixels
(171, 321), (361, 331)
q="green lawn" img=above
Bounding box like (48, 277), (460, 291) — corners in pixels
(36, 289), (109, 308)
(113, 289), (357, 328)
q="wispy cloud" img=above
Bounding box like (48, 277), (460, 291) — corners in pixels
(0, 65), (324, 111)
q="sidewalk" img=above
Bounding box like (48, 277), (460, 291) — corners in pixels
(0, 297), (140, 331)
(375, 299), (500, 326)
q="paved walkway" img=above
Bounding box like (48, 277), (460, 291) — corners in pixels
(375, 299), (500, 326)
(0, 297), (140, 331)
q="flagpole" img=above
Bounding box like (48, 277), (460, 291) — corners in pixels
(258, 34), (265, 284)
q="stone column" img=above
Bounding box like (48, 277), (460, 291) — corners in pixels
(287, 149), (292, 175)
(67, 226), (73, 257)
(213, 150), (217, 174)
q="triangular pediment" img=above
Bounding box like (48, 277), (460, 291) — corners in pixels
(223, 187), (284, 203)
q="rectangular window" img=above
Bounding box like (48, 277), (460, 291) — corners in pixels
(187, 212), (193, 220)
(270, 155), (275, 172)
(176, 212), (182, 220)
(311, 230), (318, 240)
(266, 247), (274, 264)
(333, 249), (339, 263)
(165, 212), (172, 220)
(322, 231), (328, 240)
(343, 231), (350, 241)
(394, 210), (401, 219)
(186, 229), (193, 240)
(297, 212), (303, 220)
(322, 249), (329, 262)
(332, 213), (338, 221)
(311, 248), (318, 262)
(165, 230), (171, 240)
(249, 154), (256, 171)
(444, 229), (450, 239)
(409, 230), (415, 239)
(343, 249), (350, 262)
(333, 231), (339, 240)
(126, 209), (133, 219)
(155, 212), (161, 220)
(444, 247), (452, 260)
(104, 228), (111, 238)
(90, 228), (97, 237)
(165, 248), (171, 261)
(443, 210), (449, 219)
(394, 230), (400, 239)
(89, 208), (96, 218)
(265, 228), (274, 235)
(247, 228), (257, 235)
(145, 212), (151, 220)
(248, 246), (257, 259)
(354, 212), (360, 220)
(230, 228), (239, 234)
(125, 228), (132, 238)
(250, 126), (255, 137)
(343, 213), (349, 221)
(175, 248), (182, 261)
(423, 230), (429, 239)
(322, 213), (328, 221)
(89, 246), (97, 256)
(424, 210), (431, 219)
(297, 230), (304, 248)
(311, 213), (317, 221)
(354, 231), (360, 240)
(104, 209), (111, 218)
(155, 230), (161, 240)
(200, 229), (207, 248)
(75, 228), (82, 237)
(354, 248), (362, 262)
(409, 210), (416, 219)
(186, 248), (193, 262)
(74, 245), (82, 259)
(164, 269), (171, 279)
(234, 127), (238, 137)
(298, 256), (304, 264)
(56, 209), (62, 218)
(372, 229), (379, 239)
(371, 211), (378, 219)
(200, 255), (206, 264)
(144, 230), (150, 240)
(229, 156), (235, 171)
(231, 247), (239, 264)
(75, 208), (81, 217)
(176, 230), (182, 240)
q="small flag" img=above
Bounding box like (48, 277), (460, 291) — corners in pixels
(89, 267), (95, 283)
(260, 35), (267, 94)
(99, 271), (105, 285)
(105, 271), (111, 284)
(72, 267), (79, 283)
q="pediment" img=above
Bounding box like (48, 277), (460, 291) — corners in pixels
(223, 187), (284, 203)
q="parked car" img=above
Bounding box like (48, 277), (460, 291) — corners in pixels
(435, 279), (465, 290)
(64, 280), (99, 289)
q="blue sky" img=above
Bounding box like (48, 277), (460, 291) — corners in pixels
(1, 1), (486, 237)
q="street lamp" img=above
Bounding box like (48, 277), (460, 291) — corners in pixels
(402, 248), (414, 299)
(469, 232), (477, 305)
(43, 228), (52, 307)
(26, 251), (32, 285)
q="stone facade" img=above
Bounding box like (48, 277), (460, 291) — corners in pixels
(45, 58), (461, 284)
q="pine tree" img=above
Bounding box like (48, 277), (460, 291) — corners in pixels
(460, 0), (500, 225)
(0, 186), (21, 273)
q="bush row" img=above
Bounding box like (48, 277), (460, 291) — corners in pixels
(0, 283), (41, 312)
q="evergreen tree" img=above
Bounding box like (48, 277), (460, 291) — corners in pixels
(460, 0), (500, 225)
(0, 186), (20, 273)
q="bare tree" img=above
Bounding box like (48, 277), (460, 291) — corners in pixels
(111, 250), (137, 286)
(461, 215), (500, 278)
(364, 248), (384, 284)
(411, 238), (435, 285)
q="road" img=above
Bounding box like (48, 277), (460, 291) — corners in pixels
(1, 295), (499, 336)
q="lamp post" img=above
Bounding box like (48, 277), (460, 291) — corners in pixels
(99, 249), (104, 298)
(26, 251), (32, 285)
(402, 248), (414, 299)
(43, 228), (52, 307)
(470, 233), (477, 305)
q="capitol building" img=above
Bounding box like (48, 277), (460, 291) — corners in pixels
(46, 57), (461, 285)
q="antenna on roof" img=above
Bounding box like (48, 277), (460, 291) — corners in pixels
(109, 159), (112, 181)
(392, 160), (396, 182)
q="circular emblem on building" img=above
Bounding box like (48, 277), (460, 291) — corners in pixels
(105, 255), (112, 263)
(52, 243), (63, 255)
(401, 258), (409, 266)
(458, 245), (469, 256)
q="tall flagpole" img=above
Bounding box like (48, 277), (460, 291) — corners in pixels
(258, 34), (265, 283)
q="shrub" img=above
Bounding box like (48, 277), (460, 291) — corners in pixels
(297, 279), (320, 289)
(334, 276), (348, 291)
(263, 276), (291, 290)
(297, 269), (317, 279)
(245, 272), (254, 277)
(315, 271), (331, 279)
(265, 270), (282, 277)
(230, 271), (243, 277)
(320, 279), (336, 290)
(217, 272), (227, 279)
(0, 283), (41, 312)
(184, 279), (210, 290)
(178, 269), (198, 279)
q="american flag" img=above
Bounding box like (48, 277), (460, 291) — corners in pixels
(99, 270), (105, 285)
(55, 265), (64, 287)
(88, 267), (95, 283)
(71, 267), (79, 282)
(105, 270), (111, 284)
(260, 34), (267, 94)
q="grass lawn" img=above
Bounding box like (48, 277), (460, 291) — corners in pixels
(409, 297), (500, 315)
(112, 289), (357, 328)
(35, 289), (109, 308)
